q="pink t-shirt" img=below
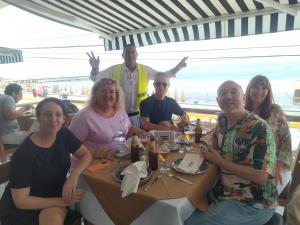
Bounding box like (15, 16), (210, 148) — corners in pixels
(69, 106), (131, 153)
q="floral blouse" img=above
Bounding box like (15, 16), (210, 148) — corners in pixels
(267, 104), (292, 170)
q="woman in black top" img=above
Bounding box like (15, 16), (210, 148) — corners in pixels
(0, 97), (92, 225)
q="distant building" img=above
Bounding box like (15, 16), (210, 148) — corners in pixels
(293, 80), (300, 105)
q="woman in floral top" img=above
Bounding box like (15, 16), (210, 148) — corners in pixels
(245, 75), (292, 194)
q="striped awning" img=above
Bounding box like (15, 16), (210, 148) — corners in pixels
(0, 47), (23, 64)
(4, 0), (300, 51)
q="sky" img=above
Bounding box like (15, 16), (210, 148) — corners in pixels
(1, 4), (300, 99)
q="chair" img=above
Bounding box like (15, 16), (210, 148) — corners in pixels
(264, 144), (300, 225)
(0, 161), (10, 185)
(64, 113), (76, 128)
(0, 136), (17, 163)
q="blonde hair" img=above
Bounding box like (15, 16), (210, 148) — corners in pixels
(90, 78), (125, 111)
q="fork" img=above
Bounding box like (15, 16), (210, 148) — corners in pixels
(143, 174), (162, 191)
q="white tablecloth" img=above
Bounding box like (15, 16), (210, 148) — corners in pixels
(79, 177), (195, 225)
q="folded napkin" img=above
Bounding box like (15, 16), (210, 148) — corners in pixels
(120, 161), (148, 197)
(177, 153), (204, 173)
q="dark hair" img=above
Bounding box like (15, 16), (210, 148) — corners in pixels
(36, 97), (68, 120)
(4, 83), (22, 95)
(245, 75), (274, 119)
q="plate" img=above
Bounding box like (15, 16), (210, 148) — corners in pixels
(172, 158), (208, 174)
(112, 165), (152, 185)
(114, 150), (131, 159)
(114, 148), (145, 159)
(168, 143), (181, 151)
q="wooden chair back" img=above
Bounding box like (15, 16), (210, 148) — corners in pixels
(64, 113), (76, 128)
(289, 147), (300, 199)
(0, 161), (10, 185)
(0, 136), (5, 163)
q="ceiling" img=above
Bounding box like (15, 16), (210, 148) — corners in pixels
(0, 47), (23, 64)
(2, 0), (300, 51)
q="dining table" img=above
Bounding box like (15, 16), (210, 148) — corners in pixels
(80, 142), (218, 225)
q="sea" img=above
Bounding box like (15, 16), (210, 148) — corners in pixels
(42, 73), (300, 111)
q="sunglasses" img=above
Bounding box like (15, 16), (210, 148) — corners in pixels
(154, 81), (168, 87)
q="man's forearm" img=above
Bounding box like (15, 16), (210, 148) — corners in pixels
(169, 66), (179, 76)
(141, 119), (172, 131)
(90, 68), (99, 81)
(218, 159), (269, 185)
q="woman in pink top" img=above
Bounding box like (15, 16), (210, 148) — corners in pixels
(69, 78), (147, 159)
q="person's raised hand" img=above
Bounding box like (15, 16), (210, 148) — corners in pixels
(86, 51), (100, 70)
(176, 56), (188, 70)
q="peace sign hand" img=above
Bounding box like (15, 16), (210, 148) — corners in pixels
(86, 51), (100, 70)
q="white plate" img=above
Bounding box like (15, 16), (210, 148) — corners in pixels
(172, 158), (208, 174)
(114, 151), (130, 159)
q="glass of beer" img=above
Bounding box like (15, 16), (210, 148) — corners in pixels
(184, 128), (194, 151)
(140, 135), (150, 148)
(171, 114), (181, 127)
(158, 145), (170, 174)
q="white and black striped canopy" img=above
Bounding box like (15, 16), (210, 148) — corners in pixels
(0, 47), (23, 64)
(4, 0), (300, 51)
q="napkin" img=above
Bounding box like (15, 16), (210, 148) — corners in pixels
(116, 137), (144, 157)
(177, 153), (203, 173)
(120, 161), (148, 198)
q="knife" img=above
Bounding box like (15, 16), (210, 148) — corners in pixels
(172, 174), (193, 185)
(143, 175), (161, 191)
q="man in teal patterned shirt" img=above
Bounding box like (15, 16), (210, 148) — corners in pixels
(185, 81), (277, 225)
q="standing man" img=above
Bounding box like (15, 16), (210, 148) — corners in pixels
(140, 72), (188, 131)
(87, 44), (188, 127)
(185, 81), (277, 225)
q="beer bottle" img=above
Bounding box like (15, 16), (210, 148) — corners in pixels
(194, 119), (202, 143)
(148, 136), (158, 170)
(131, 133), (140, 162)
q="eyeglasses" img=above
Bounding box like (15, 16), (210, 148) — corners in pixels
(154, 81), (168, 88)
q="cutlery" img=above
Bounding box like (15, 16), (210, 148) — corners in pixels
(162, 177), (173, 197)
(167, 172), (193, 185)
(143, 174), (162, 192)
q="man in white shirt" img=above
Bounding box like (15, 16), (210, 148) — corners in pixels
(87, 44), (187, 127)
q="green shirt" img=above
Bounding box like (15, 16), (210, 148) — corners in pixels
(214, 112), (277, 208)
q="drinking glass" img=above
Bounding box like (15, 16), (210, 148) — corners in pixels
(184, 128), (194, 151)
(171, 114), (181, 127)
(111, 125), (126, 148)
(140, 135), (150, 148)
(158, 146), (170, 174)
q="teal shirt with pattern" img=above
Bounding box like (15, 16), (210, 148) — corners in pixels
(214, 112), (277, 208)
